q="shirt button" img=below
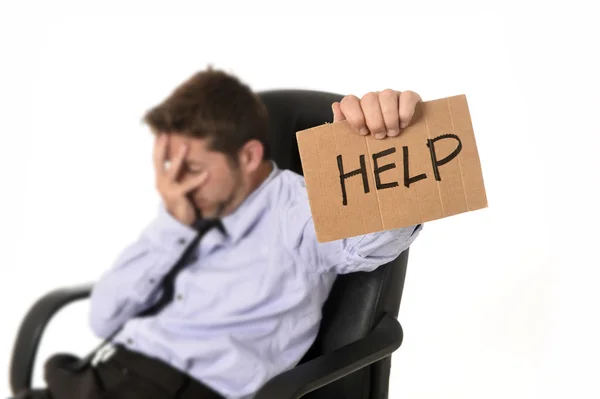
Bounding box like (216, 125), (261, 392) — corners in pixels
(149, 278), (156, 284)
(177, 238), (187, 245)
(126, 338), (133, 345)
(176, 294), (183, 301)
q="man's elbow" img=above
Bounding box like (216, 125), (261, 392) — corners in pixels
(88, 307), (114, 339)
(377, 223), (423, 257)
(338, 224), (422, 273)
(406, 223), (423, 243)
(392, 223), (422, 256)
(88, 294), (121, 339)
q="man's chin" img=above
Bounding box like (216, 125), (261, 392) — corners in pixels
(196, 198), (233, 220)
(197, 206), (219, 220)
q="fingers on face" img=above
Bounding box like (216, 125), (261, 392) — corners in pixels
(167, 143), (188, 181)
(180, 170), (209, 194)
(153, 133), (168, 173)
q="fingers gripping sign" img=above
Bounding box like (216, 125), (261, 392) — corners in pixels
(332, 90), (422, 139)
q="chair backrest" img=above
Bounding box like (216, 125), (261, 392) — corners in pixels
(257, 90), (410, 399)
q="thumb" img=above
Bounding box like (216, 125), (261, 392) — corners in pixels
(332, 102), (345, 123)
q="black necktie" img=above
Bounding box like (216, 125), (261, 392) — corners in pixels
(139, 218), (223, 317)
(71, 218), (223, 371)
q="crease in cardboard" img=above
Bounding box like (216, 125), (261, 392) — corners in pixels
(409, 129), (425, 225)
(423, 101), (445, 218)
(363, 132), (386, 231)
(313, 126), (324, 213)
(308, 127), (328, 239)
(447, 97), (470, 211)
(332, 124), (357, 234)
(405, 106), (424, 226)
(357, 133), (370, 234)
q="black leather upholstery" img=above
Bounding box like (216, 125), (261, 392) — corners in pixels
(9, 89), (410, 399)
(257, 90), (410, 399)
(259, 89), (343, 174)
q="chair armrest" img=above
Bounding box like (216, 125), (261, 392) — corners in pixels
(253, 313), (403, 399)
(10, 283), (94, 395)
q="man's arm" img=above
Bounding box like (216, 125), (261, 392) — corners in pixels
(288, 88), (424, 273)
(90, 133), (210, 339)
(323, 223), (422, 274)
(88, 203), (199, 339)
(284, 182), (421, 275)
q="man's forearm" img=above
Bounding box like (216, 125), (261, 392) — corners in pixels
(88, 204), (199, 338)
(335, 224), (422, 274)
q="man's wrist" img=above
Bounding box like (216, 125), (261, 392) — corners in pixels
(142, 203), (199, 253)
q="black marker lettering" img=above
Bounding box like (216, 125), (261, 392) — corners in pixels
(426, 134), (462, 181)
(372, 147), (400, 190)
(337, 154), (370, 206)
(402, 146), (427, 188)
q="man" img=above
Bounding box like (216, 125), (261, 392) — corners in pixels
(20, 67), (423, 399)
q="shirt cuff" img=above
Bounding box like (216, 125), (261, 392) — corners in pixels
(141, 203), (199, 255)
(349, 223), (423, 259)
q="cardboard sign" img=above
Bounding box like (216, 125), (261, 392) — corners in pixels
(296, 94), (487, 242)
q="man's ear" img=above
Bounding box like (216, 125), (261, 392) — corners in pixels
(238, 139), (264, 173)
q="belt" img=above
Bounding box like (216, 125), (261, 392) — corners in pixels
(101, 344), (224, 399)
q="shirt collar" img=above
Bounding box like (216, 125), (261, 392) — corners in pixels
(220, 160), (280, 244)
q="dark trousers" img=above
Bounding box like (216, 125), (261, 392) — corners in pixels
(14, 345), (224, 399)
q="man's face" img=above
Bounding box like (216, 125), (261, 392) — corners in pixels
(166, 134), (242, 220)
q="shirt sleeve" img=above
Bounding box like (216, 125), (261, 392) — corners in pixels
(88, 203), (199, 339)
(284, 180), (423, 275)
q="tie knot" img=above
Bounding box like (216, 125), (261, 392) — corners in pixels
(193, 218), (226, 236)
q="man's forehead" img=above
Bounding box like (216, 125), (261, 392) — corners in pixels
(167, 134), (207, 149)
(165, 134), (210, 162)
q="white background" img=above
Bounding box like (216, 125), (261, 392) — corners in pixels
(1, 1), (599, 398)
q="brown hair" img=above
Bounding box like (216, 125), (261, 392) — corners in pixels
(142, 66), (270, 162)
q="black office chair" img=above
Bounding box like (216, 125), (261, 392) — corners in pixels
(9, 89), (412, 399)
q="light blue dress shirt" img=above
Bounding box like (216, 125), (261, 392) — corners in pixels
(89, 161), (422, 398)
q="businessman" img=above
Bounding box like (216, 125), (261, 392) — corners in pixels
(18, 67), (423, 399)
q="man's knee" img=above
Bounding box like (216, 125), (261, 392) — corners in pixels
(12, 388), (51, 399)
(43, 353), (80, 383)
